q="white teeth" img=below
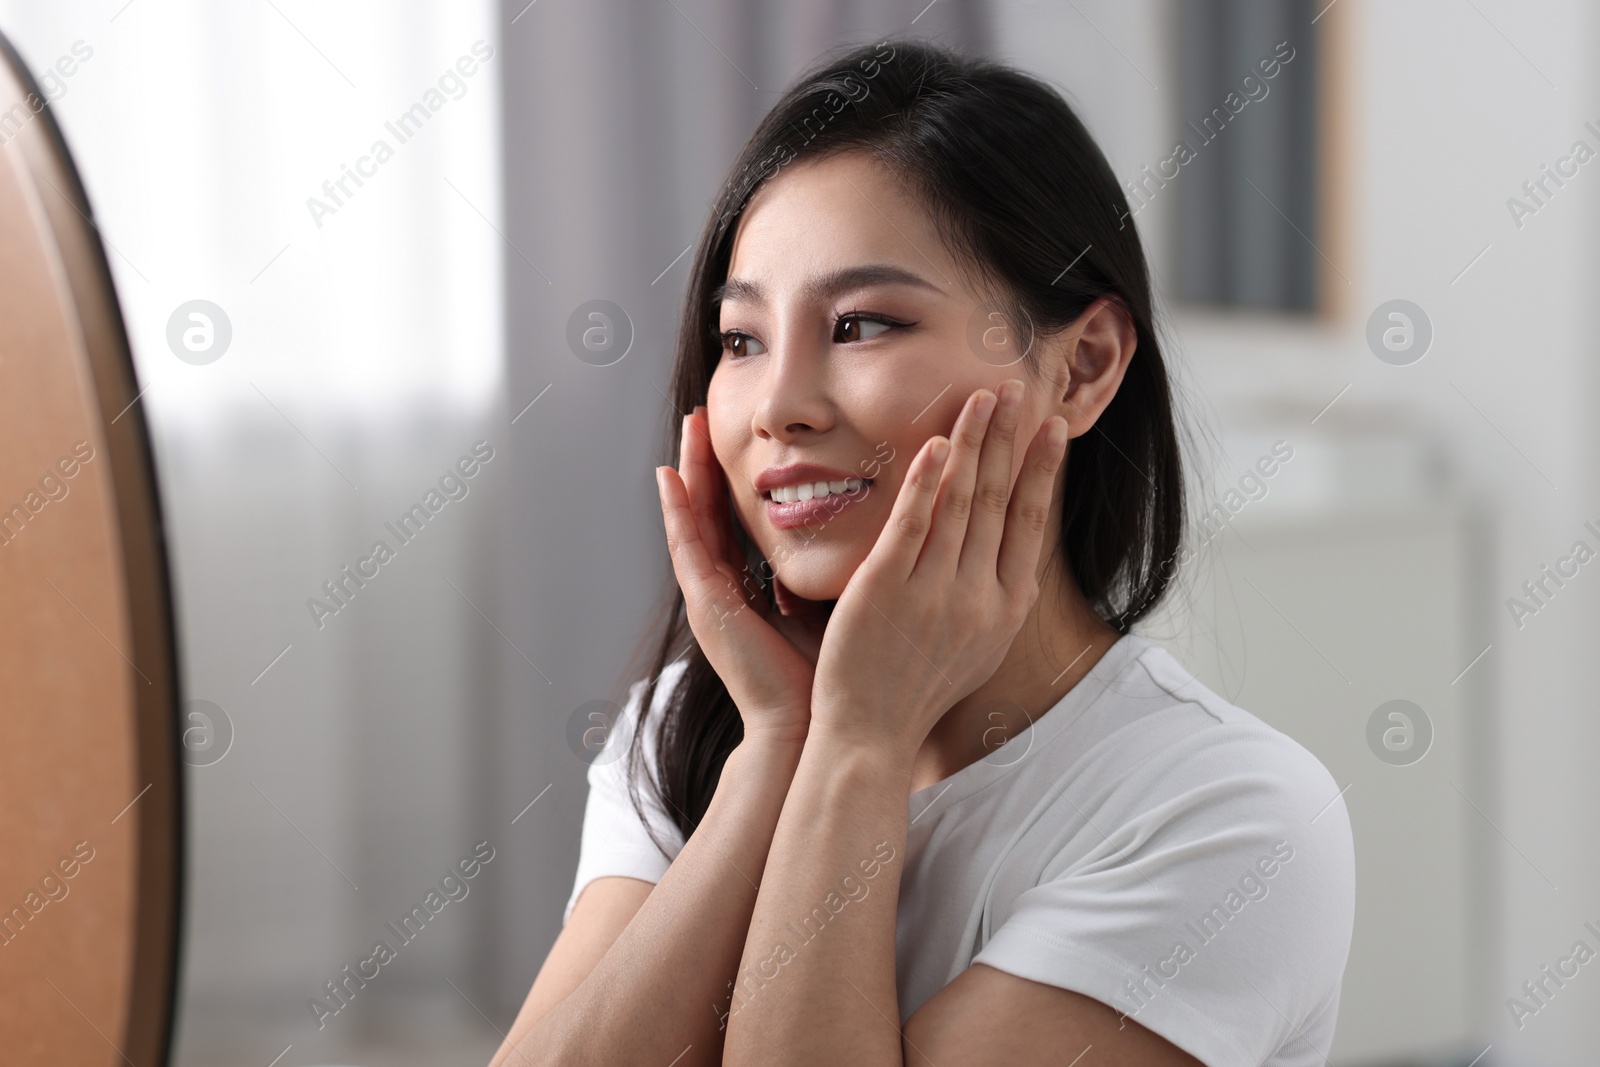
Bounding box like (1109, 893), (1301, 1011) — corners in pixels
(768, 477), (868, 503)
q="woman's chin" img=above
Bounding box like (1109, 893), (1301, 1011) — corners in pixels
(774, 578), (843, 604)
(770, 563), (852, 604)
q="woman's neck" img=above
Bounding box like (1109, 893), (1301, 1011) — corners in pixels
(908, 559), (1122, 797)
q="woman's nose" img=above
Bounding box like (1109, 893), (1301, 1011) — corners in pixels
(751, 330), (835, 440)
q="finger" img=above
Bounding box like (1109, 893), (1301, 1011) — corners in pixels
(917, 387), (997, 576)
(684, 407), (764, 611)
(682, 409), (729, 566)
(858, 434), (951, 586)
(959, 378), (1026, 576)
(996, 415), (1069, 596)
(656, 465), (747, 628)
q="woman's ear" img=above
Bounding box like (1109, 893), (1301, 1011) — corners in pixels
(1053, 295), (1137, 439)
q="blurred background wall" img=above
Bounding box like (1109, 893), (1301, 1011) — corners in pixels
(1, 1), (1596, 1065)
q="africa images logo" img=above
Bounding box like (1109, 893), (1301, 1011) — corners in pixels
(305, 40), (495, 229)
(306, 441), (494, 629)
(307, 841), (495, 1030)
(1114, 840), (1296, 1021)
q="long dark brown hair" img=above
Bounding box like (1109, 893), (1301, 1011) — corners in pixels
(619, 36), (1185, 857)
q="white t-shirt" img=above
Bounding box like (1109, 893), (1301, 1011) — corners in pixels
(564, 633), (1355, 1067)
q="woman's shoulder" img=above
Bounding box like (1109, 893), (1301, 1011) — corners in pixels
(975, 641), (1355, 1067)
(1071, 638), (1353, 857)
(1103, 639), (1344, 790)
(622, 655), (690, 725)
(612, 655), (691, 740)
(586, 656), (691, 788)
(1028, 638), (1356, 935)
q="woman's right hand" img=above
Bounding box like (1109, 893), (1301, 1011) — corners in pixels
(654, 405), (824, 745)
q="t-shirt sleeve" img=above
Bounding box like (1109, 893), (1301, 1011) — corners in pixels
(970, 722), (1356, 1067)
(562, 664), (689, 926)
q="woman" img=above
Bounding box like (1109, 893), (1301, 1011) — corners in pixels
(492, 37), (1354, 1067)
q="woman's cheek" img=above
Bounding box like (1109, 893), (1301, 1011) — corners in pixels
(871, 440), (896, 468)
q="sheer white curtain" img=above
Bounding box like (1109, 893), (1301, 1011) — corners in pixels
(0, 0), (503, 417)
(0, 1), (504, 1063)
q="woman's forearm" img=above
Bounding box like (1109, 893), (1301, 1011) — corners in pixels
(722, 725), (913, 1066)
(501, 733), (807, 1067)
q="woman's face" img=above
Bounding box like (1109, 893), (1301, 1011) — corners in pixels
(708, 150), (1064, 602)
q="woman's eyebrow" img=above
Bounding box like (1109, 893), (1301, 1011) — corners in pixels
(712, 263), (942, 308)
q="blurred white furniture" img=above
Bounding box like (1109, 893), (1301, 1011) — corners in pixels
(1148, 426), (1491, 1065)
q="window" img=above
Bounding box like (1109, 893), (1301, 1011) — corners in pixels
(1171, 0), (1321, 313)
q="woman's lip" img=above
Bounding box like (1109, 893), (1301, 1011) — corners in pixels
(755, 463), (867, 492)
(764, 481), (874, 530)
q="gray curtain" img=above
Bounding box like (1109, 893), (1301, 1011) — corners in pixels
(487, 0), (988, 1018)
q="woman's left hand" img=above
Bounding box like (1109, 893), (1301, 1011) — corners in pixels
(808, 379), (1070, 760)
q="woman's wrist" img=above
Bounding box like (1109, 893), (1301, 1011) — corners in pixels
(799, 717), (918, 792)
(723, 725), (810, 784)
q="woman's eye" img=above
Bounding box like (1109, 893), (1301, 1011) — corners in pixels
(720, 330), (766, 359)
(834, 314), (898, 343)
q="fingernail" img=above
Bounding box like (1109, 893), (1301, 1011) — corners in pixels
(999, 379), (1023, 408)
(975, 391), (997, 419)
(931, 437), (951, 462)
